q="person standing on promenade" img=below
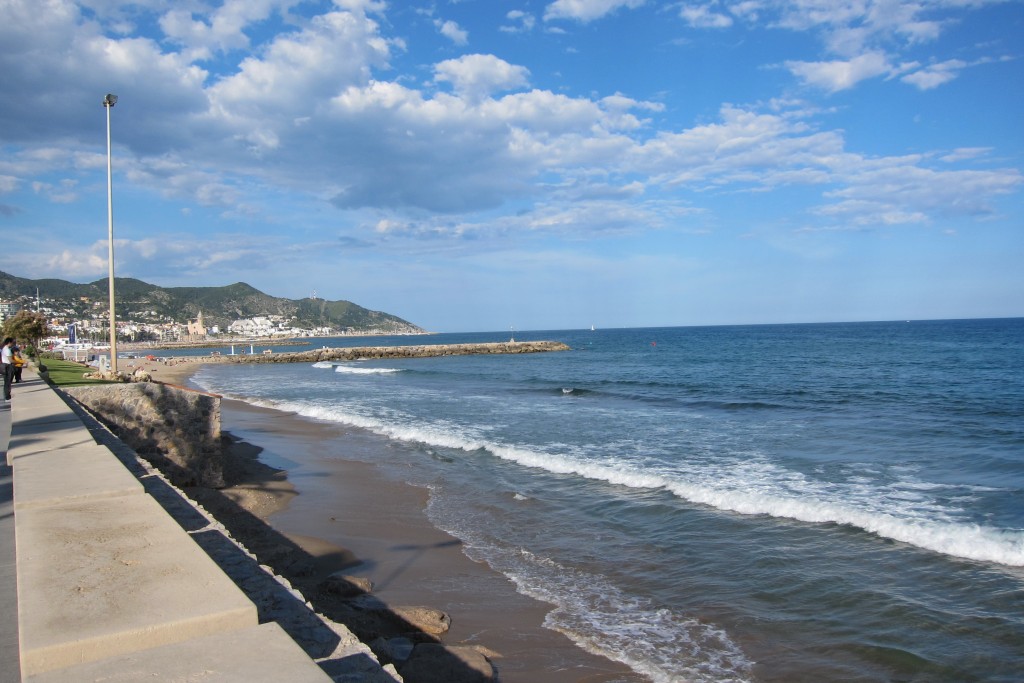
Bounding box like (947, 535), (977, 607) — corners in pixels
(1, 338), (13, 401)
(11, 344), (24, 383)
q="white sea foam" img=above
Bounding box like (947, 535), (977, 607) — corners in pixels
(311, 361), (335, 368)
(533, 570), (752, 682)
(456, 443), (1024, 567)
(190, 371), (1024, 568)
(659, 478), (1024, 566)
(423, 524), (753, 683)
(330, 411), (1024, 566)
(334, 365), (401, 375)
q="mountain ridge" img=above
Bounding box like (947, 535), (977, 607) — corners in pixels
(0, 271), (425, 334)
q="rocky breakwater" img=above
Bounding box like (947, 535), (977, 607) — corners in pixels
(223, 340), (571, 364)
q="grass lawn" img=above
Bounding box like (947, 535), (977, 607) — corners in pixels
(39, 358), (115, 387)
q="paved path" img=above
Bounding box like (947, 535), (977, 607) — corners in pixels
(1, 393), (20, 683)
(0, 375), (391, 682)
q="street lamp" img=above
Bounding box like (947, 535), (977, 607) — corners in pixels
(103, 93), (118, 375)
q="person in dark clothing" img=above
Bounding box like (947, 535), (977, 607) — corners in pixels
(1, 337), (14, 400)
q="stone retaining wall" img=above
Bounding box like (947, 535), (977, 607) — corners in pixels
(63, 383), (225, 488)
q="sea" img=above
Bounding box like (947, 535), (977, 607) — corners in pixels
(185, 318), (1024, 682)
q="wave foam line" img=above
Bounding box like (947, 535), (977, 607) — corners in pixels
(511, 552), (752, 683)
(334, 365), (401, 374)
(660, 480), (1024, 567)
(312, 361), (402, 374)
(185, 385), (1024, 568)
(494, 445), (1024, 567)
(428, 504), (753, 683)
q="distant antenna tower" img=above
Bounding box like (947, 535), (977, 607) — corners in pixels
(311, 290), (317, 300)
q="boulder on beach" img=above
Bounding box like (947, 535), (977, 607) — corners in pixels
(321, 572), (374, 597)
(390, 606), (451, 636)
(399, 643), (495, 683)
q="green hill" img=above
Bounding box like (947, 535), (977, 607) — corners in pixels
(0, 271), (424, 334)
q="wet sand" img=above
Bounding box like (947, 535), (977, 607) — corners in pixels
(149, 358), (639, 683)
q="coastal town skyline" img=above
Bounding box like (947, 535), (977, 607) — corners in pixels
(1, 0), (1022, 332)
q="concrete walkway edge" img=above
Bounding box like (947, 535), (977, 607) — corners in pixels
(3, 371), (342, 682)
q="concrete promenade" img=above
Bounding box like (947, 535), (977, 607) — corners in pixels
(1, 393), (18, 683)
(0, 371), (343, 681)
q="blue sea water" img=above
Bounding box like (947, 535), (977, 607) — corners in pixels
(190, 319), (1024, 682)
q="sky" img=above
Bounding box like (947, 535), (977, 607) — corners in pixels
(0, 0), (1022, 332)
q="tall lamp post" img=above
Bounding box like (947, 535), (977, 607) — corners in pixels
(103, 93), (118, 375)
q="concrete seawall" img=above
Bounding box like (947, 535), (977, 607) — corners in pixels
(220, 340), (570, 364)
(6, 371), (397, 682)
(63, 383), (225, 488)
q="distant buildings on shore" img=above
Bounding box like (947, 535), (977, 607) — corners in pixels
(0, 300), (21, 325)
(226, 314), (336, 339)
(2, 291), (417, 347)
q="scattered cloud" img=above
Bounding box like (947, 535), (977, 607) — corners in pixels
(432, 54), (531, 99)
(786, 52), (892, 92)
(544, 0), (647, 23)
(435, 19), (468, 45)
(940, 147), (993, 163)
(0, 0), (1019, 327)
(501, 10), (537, 33)
(679, 3), (734, 29)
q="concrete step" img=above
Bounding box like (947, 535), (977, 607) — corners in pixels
(11, 443), (143, 510)
(16, 492), (257, 676)
(23, 622), (332, 682)
(7, 380), (96, 466)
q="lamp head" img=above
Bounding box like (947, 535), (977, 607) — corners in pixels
(103, 94), (118, 107)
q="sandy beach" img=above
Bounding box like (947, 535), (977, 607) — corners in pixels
(138, 356), (639, 683)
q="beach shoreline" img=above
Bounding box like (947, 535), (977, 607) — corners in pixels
(144, 357), (640, 683)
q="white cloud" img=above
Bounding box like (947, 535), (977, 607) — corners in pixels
(501, 10), (537, 33)
(0, 0), (1018, 265)
(671, 0), (1007, 96)
(544, 0), (646, 23)
(786, 52), (892, 92)
(159, 0), (301, 58)
(331, 0), (387, 13)
(679, 3), (734, 28)
(45, 247), (107, 278)
(822, 162), (1023, 224)
(31, 179), (79, 204)
(433, 54), (531, 99)
(900, 58), (971, 90)
(766, 0), (946, 56)
(940, 147), (992, 163)
(209, 10), (393, 108)
(435, 19), (469, 45)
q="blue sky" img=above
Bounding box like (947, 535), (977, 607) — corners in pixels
(1, 0), (1021, 332)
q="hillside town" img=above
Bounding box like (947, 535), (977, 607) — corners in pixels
(0, 293), (402, 348)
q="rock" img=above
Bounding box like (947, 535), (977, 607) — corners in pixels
(370, 636), (415, 664)
(398, 644), (495, 683)
(321, 572), (374, 597)
(390, 606), (451, 636)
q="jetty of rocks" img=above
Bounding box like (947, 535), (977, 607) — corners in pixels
(221, 340), (571, 364)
